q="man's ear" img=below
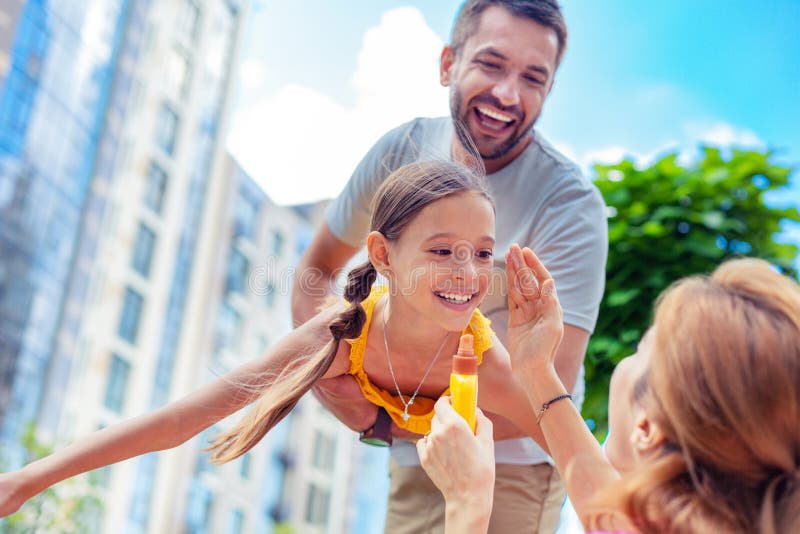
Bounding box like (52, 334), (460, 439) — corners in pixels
(366, 231), (392, 274)
(630, 408), (666, 457)
(440, 46), (455, 87)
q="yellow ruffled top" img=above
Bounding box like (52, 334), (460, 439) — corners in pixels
(345, 285), (493, 435)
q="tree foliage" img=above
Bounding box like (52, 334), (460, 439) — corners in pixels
(584, 147), (800, 438)
(1, 425), (103, 533)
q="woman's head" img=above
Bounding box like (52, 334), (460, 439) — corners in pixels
(362, 160), (496, 331)
(602, 258), (800, 532)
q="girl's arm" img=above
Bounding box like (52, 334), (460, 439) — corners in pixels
(0, 304), (347, 518)
(503, 245), (619, 526)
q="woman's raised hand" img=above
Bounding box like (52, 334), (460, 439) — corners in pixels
(505, 244), (564, 374)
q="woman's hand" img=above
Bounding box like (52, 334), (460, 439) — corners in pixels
(505, 244), (564, 375)
(417, 397), (495, 523)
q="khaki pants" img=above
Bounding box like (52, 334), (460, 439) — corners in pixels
(384, 460), (566, 533)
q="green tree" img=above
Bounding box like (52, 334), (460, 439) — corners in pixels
(1, 425), (103, 533)
(584, 147), (800, 438)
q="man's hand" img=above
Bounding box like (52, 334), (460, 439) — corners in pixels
(292, 223), (359, 326)
(313, 375), (378, 431)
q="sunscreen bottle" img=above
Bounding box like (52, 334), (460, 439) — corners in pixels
(450, 333), (478, 433)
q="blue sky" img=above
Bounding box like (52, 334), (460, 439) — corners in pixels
(227, 0), (800, 213)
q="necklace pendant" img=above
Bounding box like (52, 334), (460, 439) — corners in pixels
(402, 411), (410, 421)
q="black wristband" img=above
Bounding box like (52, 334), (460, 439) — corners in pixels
(359, 407), (393, 447)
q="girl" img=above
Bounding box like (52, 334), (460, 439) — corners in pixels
(419, 255), (800, 533)
(0, 160), (557, 517)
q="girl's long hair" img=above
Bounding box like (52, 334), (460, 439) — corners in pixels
(208, 160), (492, 463)
(589, 258), (800, 533)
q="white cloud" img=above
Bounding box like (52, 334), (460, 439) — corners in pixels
(226, 7), (448, 205)
(685, 121), (764, 148)
(238, 58), (268, 91)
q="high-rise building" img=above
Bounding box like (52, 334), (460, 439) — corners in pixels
(0, 0), (131, 465)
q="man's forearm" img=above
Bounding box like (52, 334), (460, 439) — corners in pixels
(291, 263), (338, 326)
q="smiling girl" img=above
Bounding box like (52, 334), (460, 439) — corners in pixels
(0, 160), (558, 519)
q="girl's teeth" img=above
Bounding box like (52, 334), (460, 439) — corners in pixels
(437, 292), (472, 303)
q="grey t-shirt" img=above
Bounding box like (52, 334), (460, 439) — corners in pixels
(325, 117), (608, 464)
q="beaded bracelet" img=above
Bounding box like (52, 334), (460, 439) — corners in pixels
(536, 393), (572, 424)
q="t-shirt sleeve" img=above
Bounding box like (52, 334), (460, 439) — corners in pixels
(529, 172), (608, 334)
(324, 121), (418, 247)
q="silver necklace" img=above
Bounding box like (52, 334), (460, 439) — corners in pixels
(382, 298), (450, 422)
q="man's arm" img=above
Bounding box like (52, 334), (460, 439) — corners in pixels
(291, 222), (360, 326)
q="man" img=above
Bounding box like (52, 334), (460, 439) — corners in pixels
(291, 1), (607, 532)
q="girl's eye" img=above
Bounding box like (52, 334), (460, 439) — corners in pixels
(430, 249), (452, 256)
(477, 249), (494, 259)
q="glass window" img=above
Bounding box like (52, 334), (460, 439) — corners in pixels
(185, 481), (213, 534)
(179, 0), (201, 43)
(305, 484), (330, 526)
(104, 354), (130, 413)
(272, 230), (284, 256)
(233, 190), (260, 240)
(227, 509), (244, 534)
(144, 162), (168, 214)
(264, 281), (275, 308)
(132, 223), (156, 277)
(214, 301), (241, 353)
(239, 452), (251, 479)
(119, 287), (144, 344)
(225, 248), (249, 295)
(165, 47), (191, 99)
(311, 431), (336, 472)
(155, 103), (179, 155)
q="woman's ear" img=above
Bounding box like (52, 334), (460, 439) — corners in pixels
(367, 231), (392, 274)
(630, 408), (666, 457)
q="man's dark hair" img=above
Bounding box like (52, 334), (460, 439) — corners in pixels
(450, 0), (568, 67)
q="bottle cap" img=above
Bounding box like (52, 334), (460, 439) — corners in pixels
(452, 334), (477, 375)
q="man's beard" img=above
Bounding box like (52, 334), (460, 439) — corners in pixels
(450, 88), (536, 161)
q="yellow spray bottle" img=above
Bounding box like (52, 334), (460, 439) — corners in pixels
(450, 333), (478, 433)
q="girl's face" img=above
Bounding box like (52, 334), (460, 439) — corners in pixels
(606, 328), (654, 474)
(388, 191), (496, 332)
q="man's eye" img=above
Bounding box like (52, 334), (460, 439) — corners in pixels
(477, 60), (500, 70)
(523, 74), (544, 85)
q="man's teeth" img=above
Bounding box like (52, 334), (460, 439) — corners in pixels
(436, 292), (473, 303)
(477, 107), (512, 123)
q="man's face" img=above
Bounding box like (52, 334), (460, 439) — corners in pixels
(441, 6), (559, 169)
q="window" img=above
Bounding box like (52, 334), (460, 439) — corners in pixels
(185, 481), (213, 534)
(227, 509), (244, 534)
(305, 484), (330, 526)
(264, 281), (275, 308)
(165, 47), (191, 98)
(155, 103), (179, 155)
(144, 162), (168, 214)
(119, 287), (144, 344)
(104, 355), (130, 413)
(179, 0), (201, 43)
(233, 190), (260, 240)
(239, 452), (251, 479)
(132, 223), (156, 276)
(225, 248), (249, 295)
(311, 431), (336, 472)
(272, 230), (284, 256)
(214, 301), (241, 353)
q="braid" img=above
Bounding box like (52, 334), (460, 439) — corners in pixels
(330, 261), (376, 341)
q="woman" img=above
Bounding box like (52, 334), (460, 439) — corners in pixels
(419, 256), (800, 533)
